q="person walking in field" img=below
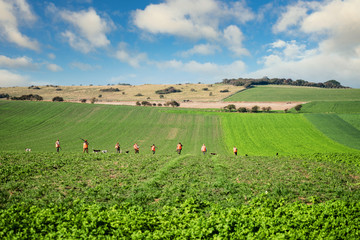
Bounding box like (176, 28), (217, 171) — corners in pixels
(115, 142), (120, 153)
(133, 143), (139, 154)
(201, 144), (207, 155)
(55, 139), (60, 152)
(151, 144), (157, 154)
(177, 142), (183, 154)
(233, 146), (238, 156)
(82, 139), (89, 153)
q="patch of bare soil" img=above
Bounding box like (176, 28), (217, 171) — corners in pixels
(95, 101), (306, 110)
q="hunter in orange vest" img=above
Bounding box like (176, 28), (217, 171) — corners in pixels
(151, 144), (156, 154)
(133, 143), (139, 154)
(233, 146), (238, 156)
(177, 143), (183, 154)
(201, 144), (207, 155)
(55, 140), (60, 152)
(83, 139), (89, 153)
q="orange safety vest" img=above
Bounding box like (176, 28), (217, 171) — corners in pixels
(201, 146), (207, 152)
(233, 147), (237, 153)
(177, 144), (182, 150)
(151, 146), (156, 151)
(134, 144), (139, 150)
(83, 142), (88, 148)
(55, 141), (60, 148)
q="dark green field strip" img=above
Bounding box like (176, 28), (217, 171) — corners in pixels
(338, 114), (360, 131)
(224, 86), (360, 102)
(305, 114), (360, 150)
(221, 113), (356, 156)
(301, 101), (360, 113)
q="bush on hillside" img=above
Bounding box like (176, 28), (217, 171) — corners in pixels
(11, 94), (43, 101)
(135, 93), (143, 96)
(80, 99), (87, 103)
(237, 107), (247, 113)
(224, 104), (236, 112)
(0, 93), (10, 99)
(155, 87), (182, 95)
(166, 100), (180, 107)
(251, 105), (260, 113)
(136, 101), (141, 106)
(220, 89), (229, 93)
(100, 87), (120, 92)
(262, 106), (272, 112)
(52, 96), (64, 102)
(295, 104), (303, 112)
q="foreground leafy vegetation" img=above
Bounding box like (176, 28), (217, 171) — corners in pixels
(1, 152), (360, 238)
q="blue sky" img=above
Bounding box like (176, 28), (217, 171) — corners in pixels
(1, 0), (360, 88)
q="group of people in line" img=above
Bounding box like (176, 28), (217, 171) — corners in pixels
(55, 139), (238, 156)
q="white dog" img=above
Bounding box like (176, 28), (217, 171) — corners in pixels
(25, 148), (31, 152)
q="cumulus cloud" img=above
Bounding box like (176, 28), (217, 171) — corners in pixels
(48, 4), (114, 53)
(70, 62), (101, 71)
(0, 55), (39, 69)
(180, 43), (221, 57)
(156, 59), (246, 79)
(0, 0), (40, 51)
(132, 0), (254, 41)
(47, 63), (62, 72)
(0, 69), (29, 87)
(114, 42), (148, 68)
(223, 25), (249, 56)
(258, 0), (360, 87)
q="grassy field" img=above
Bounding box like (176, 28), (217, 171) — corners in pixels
(224, 85), (360, 102)
(1, 98), (360, 238)
(0, 83), (244, 102)
(300, 101), (360, 113)
(1, 101), (359, 155)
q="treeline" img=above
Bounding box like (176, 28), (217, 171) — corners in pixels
(220, 78), (348, 88)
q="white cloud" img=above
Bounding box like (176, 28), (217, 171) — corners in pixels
(180, 43), (221, 57)
(258, 0), (360, 87)
(47, 63), (62, 72)
(70, 62), (101, 71)
(49, 4), (114, 53)
(132, 0), (254, 41)
(114, 42), (148, 68)
(0, 55), (38, 69)
(48, 53), (56, 60)
(155, 59), (246, 79)
(0, 0), (39, 51)
(0, 69), (29, 87)
(223, 25), (249, 56)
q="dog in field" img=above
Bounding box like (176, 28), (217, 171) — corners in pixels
(102, 150), (108, 153)
(25, 148), (31, 152)
(93, 149), (101, 153)
(210, 153), (217, 155)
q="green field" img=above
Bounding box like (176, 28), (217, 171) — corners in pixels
(1, 99), (360, 238)
(224, 85), (360, 102)
(1, 101), (359, 155)
(1, 152), (360, 238)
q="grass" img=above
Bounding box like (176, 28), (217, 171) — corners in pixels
(304, 114), (360, 150)
(1, 101), (359, 155)
(224, 85), (360, 102)
(0, 83), (244, 102)
(300, 101), (360, 113)
(221, 113), (358, 156)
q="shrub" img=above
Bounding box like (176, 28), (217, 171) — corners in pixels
(155, 87), (182, 95)
(100, 88), (120, 92)
(224, 104), (236, 112)
(220, 89), (229, 93)
(28, 85), (40, 90)
(135, 93), (143, 96)
(136, 101), (141, 106)
(209, 92), (213, 96)
(190, 88), (197, 92)
(294, 104), (303, 112)
(251, 105), (260, 113)
(0, 93), (10, 99)
(159, 95), (164, 99)
(237, 107), (247, 113)
(52, 96), (64, 102)
(98, 94), (102, 98)
(166, 100), (180, 107)
(91, 97), (97, 104)
(262, 106), (272, 112)
(157, 103), (162, 107)
(202, 88), (209, 91)
(284, 108), (288, 113)
(11, 94), (43, 101)
(55, 88), (62, 91)
(80, 99), (87, 103)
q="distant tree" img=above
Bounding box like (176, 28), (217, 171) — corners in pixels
(0, 93), (10, 99)
(224, 104), (236, 112)
(80, 99), (87, 103)
(166, 100), (180, 107)
(98, 94), (102, 98)
(284, 108), (288, 113)
(262, 106), (272, 112)
(294, 104), (303, 112)
(91, 97), (97, 104)
(237, 107), (247, 113)
(136, 101), (141, 106)
(251, 105), (260, 113)
(159, 94), (164, 99)
(157, 103), (162, 107)
(52, 96), (64, 102)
